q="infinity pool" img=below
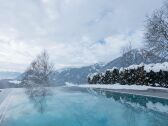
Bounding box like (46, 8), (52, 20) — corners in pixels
(0, 87), (168, 126)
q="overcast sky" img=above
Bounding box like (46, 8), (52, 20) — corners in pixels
(0, 0), (164, 72)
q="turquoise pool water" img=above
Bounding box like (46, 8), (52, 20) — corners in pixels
(1, 87), (168, 126)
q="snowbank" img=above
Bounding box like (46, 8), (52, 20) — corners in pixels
(65, 82), (76, 86)
(67, 84), (168, 91)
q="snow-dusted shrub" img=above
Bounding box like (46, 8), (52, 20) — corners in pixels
(88, 72), (103, 84)
(88, 62), (168, 87)
(88, 68), (120, 84)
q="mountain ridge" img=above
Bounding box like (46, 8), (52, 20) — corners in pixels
(50, 49), (167, 85)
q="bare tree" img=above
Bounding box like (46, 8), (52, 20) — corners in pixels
(145, 2), (168, 61)
(21, 50), (54, 113)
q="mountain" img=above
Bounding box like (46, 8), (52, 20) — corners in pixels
(51, 49), (167, 85)
(0, 71), (21, 89)
(50, 64), (104, 85)
(0, 71), (21, 80)
(101, 49), (167, 71)
(18, 49), (167, 85)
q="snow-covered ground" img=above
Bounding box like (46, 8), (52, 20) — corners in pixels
(66, 83), (168, 91)
(8, 80), (21, 85)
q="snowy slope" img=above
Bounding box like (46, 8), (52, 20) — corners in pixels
(50, 63), (103, 85)
(102, 49), (167, 71)
(51, 49), (166, 85)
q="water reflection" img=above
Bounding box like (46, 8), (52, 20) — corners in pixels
(25, 87), (52, 113)
(89, 89), (168, 126)
(122, 104), (138, 126)
(147, 111), (168, 126)
(91, 89), (168, 109)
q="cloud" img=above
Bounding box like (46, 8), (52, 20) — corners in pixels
(0, 0), (164, 71)
(46, 30), (144, 69)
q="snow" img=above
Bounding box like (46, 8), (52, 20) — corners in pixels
(124, 63), (144, 71)
(144, 62), (168, 72)
(65, 82), (76, 86)
(67, 83), (168, 91)
(122, 62), (168, 73)
(87, 72), (98, 80)
(8, 80), (21, 85)
(107, 67), (118, 72)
